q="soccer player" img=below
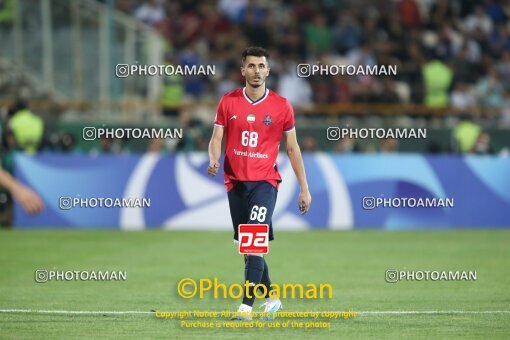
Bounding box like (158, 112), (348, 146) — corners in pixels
(207, 46), (311, 320)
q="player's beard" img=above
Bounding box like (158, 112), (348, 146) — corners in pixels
(248, 76), (265, 88)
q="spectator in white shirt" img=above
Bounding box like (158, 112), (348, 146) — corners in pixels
(463, 5), (493, 36)
(134, 0), (166, 27)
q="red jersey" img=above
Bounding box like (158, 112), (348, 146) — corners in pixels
(214, 87), (295, 191)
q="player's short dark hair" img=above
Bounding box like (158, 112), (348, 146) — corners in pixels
(242, 46), (269, 65)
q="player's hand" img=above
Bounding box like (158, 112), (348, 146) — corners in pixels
(207, 160), (220, 176)
(298, 190), (311, 215)
(12, 184), (44, 215)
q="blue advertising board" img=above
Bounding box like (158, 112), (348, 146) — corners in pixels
(13, 153), (510, 229)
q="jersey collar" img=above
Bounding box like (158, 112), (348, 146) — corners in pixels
(243, 87), (269, 105)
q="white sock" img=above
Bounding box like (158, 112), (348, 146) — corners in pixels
(238, 303), (252, 312)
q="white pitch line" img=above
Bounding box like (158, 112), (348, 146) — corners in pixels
(357, 311), (510, 315)
(0, 309), (509, 315)
(0, 309), (153, 315)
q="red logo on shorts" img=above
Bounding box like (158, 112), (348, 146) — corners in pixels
(238, 224), (269, 254)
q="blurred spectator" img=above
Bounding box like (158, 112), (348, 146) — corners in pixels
(161, 55), (184, 117)
(333, 12), (362, 54)
(217, 68), (241, 99)
(398, 0), (422, 28)
(2, 128), (16, 153)
(463, 5), (493, 36)
(495, 50), (510, 88)
(346, 40), (377, 69)
(335, 137), (361, 153)
(239, 0), (266, 26)
(305, 14), (332, 54)
(301, 135), (318, 152)
(476, 68), (504, 108)
(422, 53), (452, 107)
(427, 141), (444, 154)
(7, 100), (44, 154)
(458, 0), (478, 18)
(450, 81), (476, 110)
(352, 81), (379, 104)
(277, 62), (312, 107)
(114, 0), (135, 15)
(147, 138), (165, 153)
(200, 3), (232, 41)
(398, 42), (425, 102)
(175, 6), (203, 46)
(332, 75), (351, 104)
(501, 91), (510, 126)
(175, 108), (207, 151)
(0, 0), (15, 25)
(241, 6), (270, 47)
(452, 117), (481, 153)
(428, 0), (455, 30)
(485, 0), (507, 25)
(377, 79), (401, 104)
(92, 136), (122, 154)
(472, 131), (494, 154)
(59, 133), (76, 153)
(134, 0), (166, 27)
(488, 23), (510, 58)
(451, 40), (481, 83)
(275, 18), (306, 59)
(434, 24), (462, 61)
(179, 46), (207, 97)
(310, 78), (332, 104)
(218, 0), (248, 23)
(379, 138), (399, 153)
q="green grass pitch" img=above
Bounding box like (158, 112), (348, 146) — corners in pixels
(0, 230), (509, 339)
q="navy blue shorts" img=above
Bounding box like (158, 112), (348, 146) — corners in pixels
(227, 181), (278, 241)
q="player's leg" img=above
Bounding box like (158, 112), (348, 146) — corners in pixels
(242, 254), (265, 310)
(249, 181), (277, 292)
(259, 258), (282, 319)
(246, 181), (277, 241)
(227, 182), (247, 242)
(244, 181), (281, 316)
(259, 259), (272, 298)
(228, 183), (254, 320)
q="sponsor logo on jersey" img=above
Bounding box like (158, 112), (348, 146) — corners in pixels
(263, 115), (272, 126)
(229, 115), (237, 120)
(247, 114), (256, 123)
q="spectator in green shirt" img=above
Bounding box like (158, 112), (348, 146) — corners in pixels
(305, 14), (332, 53)
(422, 53), (453, 107)
(8, 101), (44, 155)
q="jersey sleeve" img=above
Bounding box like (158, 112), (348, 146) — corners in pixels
(213, 96), (227, 128)
(283, 99), (295, 132)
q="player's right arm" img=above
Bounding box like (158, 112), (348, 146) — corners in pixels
(207, 125), (223, 176)
(208, 96), (227, 176)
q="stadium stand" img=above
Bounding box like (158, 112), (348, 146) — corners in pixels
(0, 0), (509, 154)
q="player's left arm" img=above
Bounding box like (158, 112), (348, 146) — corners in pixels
(284, 130), (311, 214)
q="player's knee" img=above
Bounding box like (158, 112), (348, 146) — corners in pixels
(233, 240), (263, 257)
